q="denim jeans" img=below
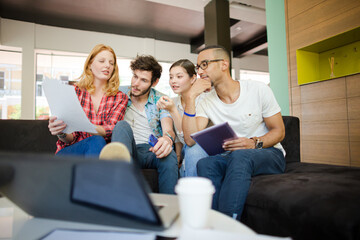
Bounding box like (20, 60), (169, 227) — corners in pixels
(111, 121), (178, 194)
(197, 147), (285, 220)
(179, 143), (208, 177)
(56, 135), (106, 157)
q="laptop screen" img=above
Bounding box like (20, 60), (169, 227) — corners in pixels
(0, 153), (164, 230)
(71, 161), (161, 225)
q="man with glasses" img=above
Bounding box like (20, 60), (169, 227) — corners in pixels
(182, 45), (286, 220)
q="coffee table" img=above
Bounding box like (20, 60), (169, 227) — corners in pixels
(0, 194), (255, 240)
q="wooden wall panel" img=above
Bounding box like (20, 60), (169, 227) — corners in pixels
(350, 142), (360, 167)
(286, 0), (360, 166)
(291, 87), (301, 105)
(287, 0), (325, 19)
(302, 120), (349, 142)
(301, 99), (347, 122)
(302, 140), (350, 165)
(349, 120), (360, 142)
(348, 97), (360, 120)
(347, 75), (360, 166)
(288, 5), (360, 49)
(289, 0), (359, 34)
(347, 74), (360, 98)
(292, 103), (301, 119)
(288, 51), (298, 87)
(300, 78), (346, 103)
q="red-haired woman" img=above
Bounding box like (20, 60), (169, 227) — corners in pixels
(48, 44), (128, 157)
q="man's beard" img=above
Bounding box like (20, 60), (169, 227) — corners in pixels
(130, 84), (152, 98)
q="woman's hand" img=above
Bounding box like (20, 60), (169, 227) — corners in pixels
(48, 116), (67, 136)
(157, 96), (176, 113)
(93, 125), (106, 137)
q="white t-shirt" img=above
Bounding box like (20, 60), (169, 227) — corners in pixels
(124, 104), (153, 145)
(197, 80), (285, 155)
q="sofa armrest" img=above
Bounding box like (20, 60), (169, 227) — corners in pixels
(281, 116), (300, 163)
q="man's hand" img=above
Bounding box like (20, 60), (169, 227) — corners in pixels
(222, 137), (255, 151)
(149, 136), (173, 158)
(188, 78), (211, 99)
(48, 116), (67, 136)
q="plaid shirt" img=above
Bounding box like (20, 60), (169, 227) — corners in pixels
(56, 86), (129, 153)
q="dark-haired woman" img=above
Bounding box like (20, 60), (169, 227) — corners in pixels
(157, 59), (208, 177)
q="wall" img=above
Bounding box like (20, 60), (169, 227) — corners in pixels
(265, 0), (289, 116)
(0, 18), (269, 119)
(0, 16), (2, 45)
(285, 0), (360, 167)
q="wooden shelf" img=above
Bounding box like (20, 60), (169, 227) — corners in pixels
(297, 26), (360, 85)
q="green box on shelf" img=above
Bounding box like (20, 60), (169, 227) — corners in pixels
(296, 26), (360, 85)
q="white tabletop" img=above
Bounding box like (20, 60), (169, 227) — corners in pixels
(0, 195), (255, 240)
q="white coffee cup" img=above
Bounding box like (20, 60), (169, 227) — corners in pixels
(175, 177), (215, 229)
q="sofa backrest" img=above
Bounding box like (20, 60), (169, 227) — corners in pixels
(0, 120), (57, 154)
(281, 116), (300, 163)
(0, 116), (301, 163)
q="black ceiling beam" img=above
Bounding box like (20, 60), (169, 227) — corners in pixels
(190, 33), (205, 54)
(204, 0), (231, 58)
(233, 31), (268, 58)
(191, 18), (239, 54)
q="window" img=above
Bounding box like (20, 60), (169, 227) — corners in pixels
(60, 75), (69, 83)
(0, 72), (5, 89)
(0, 47), (22, 119)
(240, 70), (270, 85)
(36, 51), (87, 119)
(156, 61), (175, 98)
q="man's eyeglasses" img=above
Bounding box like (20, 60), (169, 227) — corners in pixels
(195, 59), (224, 71)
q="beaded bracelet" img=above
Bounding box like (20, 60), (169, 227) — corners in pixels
(165, 132), (175, 144)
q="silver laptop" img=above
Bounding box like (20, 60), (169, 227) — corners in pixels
(0, 153), (179, 231)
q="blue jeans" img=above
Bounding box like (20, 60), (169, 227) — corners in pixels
(111, 121), (178, 194)
(197, 147), (285, 220)
(56, 135), (106, 157)
(179, 144), (208, 177)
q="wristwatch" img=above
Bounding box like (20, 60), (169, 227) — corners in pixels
(57, 133), (67, 139)
(251, 137), (263, 149)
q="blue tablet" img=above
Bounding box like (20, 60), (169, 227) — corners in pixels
(190, 122), (237, 156)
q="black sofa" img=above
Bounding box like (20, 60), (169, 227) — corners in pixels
(0, 117), (359, 240)
(0, 119), (159, 193)
(242, 117), (360, 240)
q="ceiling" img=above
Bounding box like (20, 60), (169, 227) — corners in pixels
(0, 0), (267, 58)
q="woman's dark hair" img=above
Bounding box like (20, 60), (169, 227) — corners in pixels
(170, 59), (196, 77)
(130, 55), (162, 84)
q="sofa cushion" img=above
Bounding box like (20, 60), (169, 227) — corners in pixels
(0, 120), (57, 153)
(241, 162), (360, 240)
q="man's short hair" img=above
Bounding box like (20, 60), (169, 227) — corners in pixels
(198, 45), (230, 62)
(130, 55), (162, 84)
